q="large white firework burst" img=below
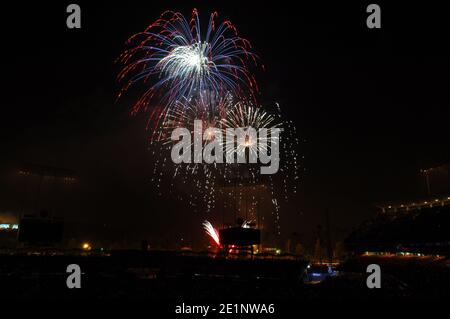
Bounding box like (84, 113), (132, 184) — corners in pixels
(118, 9), (259, 117)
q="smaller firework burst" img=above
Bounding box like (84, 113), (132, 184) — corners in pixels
(220, 101), (281, 162)
(149, 97), (302, 221)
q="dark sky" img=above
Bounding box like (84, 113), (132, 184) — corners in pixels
(1, 1), (449, 249)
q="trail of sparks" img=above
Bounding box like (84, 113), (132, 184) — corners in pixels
(203, 220), (220, 246)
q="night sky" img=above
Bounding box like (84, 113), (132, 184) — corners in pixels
(1, 1), (449, 249)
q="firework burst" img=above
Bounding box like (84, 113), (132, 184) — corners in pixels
(117, 9), (259, 122)
(150, 97), (302, 226)
(220, 101), (281, 161)
(118, 9), (303, 237)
